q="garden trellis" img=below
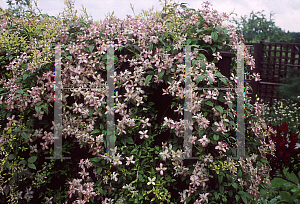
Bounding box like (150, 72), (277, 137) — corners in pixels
(245, 40), (300, 107)
(50, 43), (248, 162)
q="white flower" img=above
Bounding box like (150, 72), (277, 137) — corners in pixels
(122, 183), (135, 191)
(295, 143), (300, 149)
(147, 177), (156, 185)
(139, 130), (149, 139)
(125, 155), (135, 165)
(111, 172), (119, 181)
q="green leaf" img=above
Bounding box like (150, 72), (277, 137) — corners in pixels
(13, 94), (21, 99)
(97, 167), (102, 174)
(8, 154), (16, 160)
(66, 56), (72, 61)
(211, 46), (216, 53)
(186, 39), (192, 45)
(279, 191), (293, 203)
(28, 156), (37, 163)
(147, 71), (154, 75)
(15, 89), (24, 94)
(28, 163), (36, 170)
(235, 195), (240, 202)
(213, 134), (219, 141)
(158, 69), (165, 79)
(215, 105), (223, 114)
(215, 72), (223, 78)
(185, 196), (191, 203)
(35, 106), (42, 113)
(260, 189), (267, 199)
(228, 102), (233, 110)
(23, 73), (29, 80)
(220, 77), (227, 84)
(145, 75), (152, 86)
(89, 107), (94, 117)
(237, 169), (242, 178)
(36, 101), (43, 106)
(41, 105), (48, 115)
(91, 129), (100, 134)
(205, 100), (213, 107)
(218, 174), (223, 183)
(126, 137), (134, 144)
(196, 28), (203, 33)
(219, 185), (224, 193)
(241, 195), (247, 204)
(232, 183), (238, 189)
(5, 161), (10, 169)
(149, 42), (153, 50)
(196, 75), (205, 84)
(200, 61), (206, 71)
(89, 45), (95, 53)
(197, 54), (206, 59)
(211, 32), (218, 41)
(21, 132), (28, 140)
(13, 128), (21, 133)
(18, 160), (27, 165)
(215, 26), (223, 33)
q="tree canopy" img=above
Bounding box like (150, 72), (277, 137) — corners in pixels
(229, 10), (294, 43)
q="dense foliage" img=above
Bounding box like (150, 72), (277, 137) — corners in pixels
(0, 0), (279, 203)
(229, 10), (295, 43)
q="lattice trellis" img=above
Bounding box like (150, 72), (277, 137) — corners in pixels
(245, 41), (300, 107)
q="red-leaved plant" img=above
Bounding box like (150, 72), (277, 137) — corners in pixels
(264, 122), (300, 185)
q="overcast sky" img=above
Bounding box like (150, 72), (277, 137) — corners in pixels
(0, 0), (299, 32)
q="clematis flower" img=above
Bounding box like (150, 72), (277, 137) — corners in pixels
(147, 177), (156, 185)
(215, 141), (228, 152)
(198, 135), (210, 147)
(156, 163), (167, 175)
(139, 130), (149, 139)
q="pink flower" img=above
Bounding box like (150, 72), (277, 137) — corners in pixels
(190, 175), (201, 187)
(159, 149), (170, 161)
(203, 35), (212, 44)
(139, 130), (149, 139)
(156, 163), (167, 175)
(198, 135), (210, 147)
(212, 52), (222, 60)
(215, 141), (228, 152)
(214, 121), (228, 134)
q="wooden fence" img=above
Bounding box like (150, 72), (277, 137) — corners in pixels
(245, 40), (300, 107)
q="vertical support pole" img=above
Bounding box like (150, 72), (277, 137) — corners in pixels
(46, 43), (70, 160)
(106, 45), (115, 160)
(236, 44), (245, 159)
(183, 45), (193, 159)
(229, 44), (245, 159)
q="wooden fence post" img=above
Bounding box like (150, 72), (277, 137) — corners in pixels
(249, 40), (263, 105)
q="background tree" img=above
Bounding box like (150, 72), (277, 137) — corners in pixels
(291, 32), (300, 43)
(229, 10), (294, 43)
(5, 0), (34, 17)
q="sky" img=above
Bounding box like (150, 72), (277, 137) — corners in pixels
(0, 0), (299, 32)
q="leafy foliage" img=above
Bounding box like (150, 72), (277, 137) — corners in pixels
(229, 10), (294, 43)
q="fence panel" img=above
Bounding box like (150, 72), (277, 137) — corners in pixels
(245, 41), (300, 107)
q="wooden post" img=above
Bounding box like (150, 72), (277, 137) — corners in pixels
(250, 40), (263, 106)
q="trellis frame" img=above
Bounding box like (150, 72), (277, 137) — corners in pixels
(49, 43), (247, 161)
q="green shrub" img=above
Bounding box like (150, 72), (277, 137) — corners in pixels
(0, 0), (277, 203)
